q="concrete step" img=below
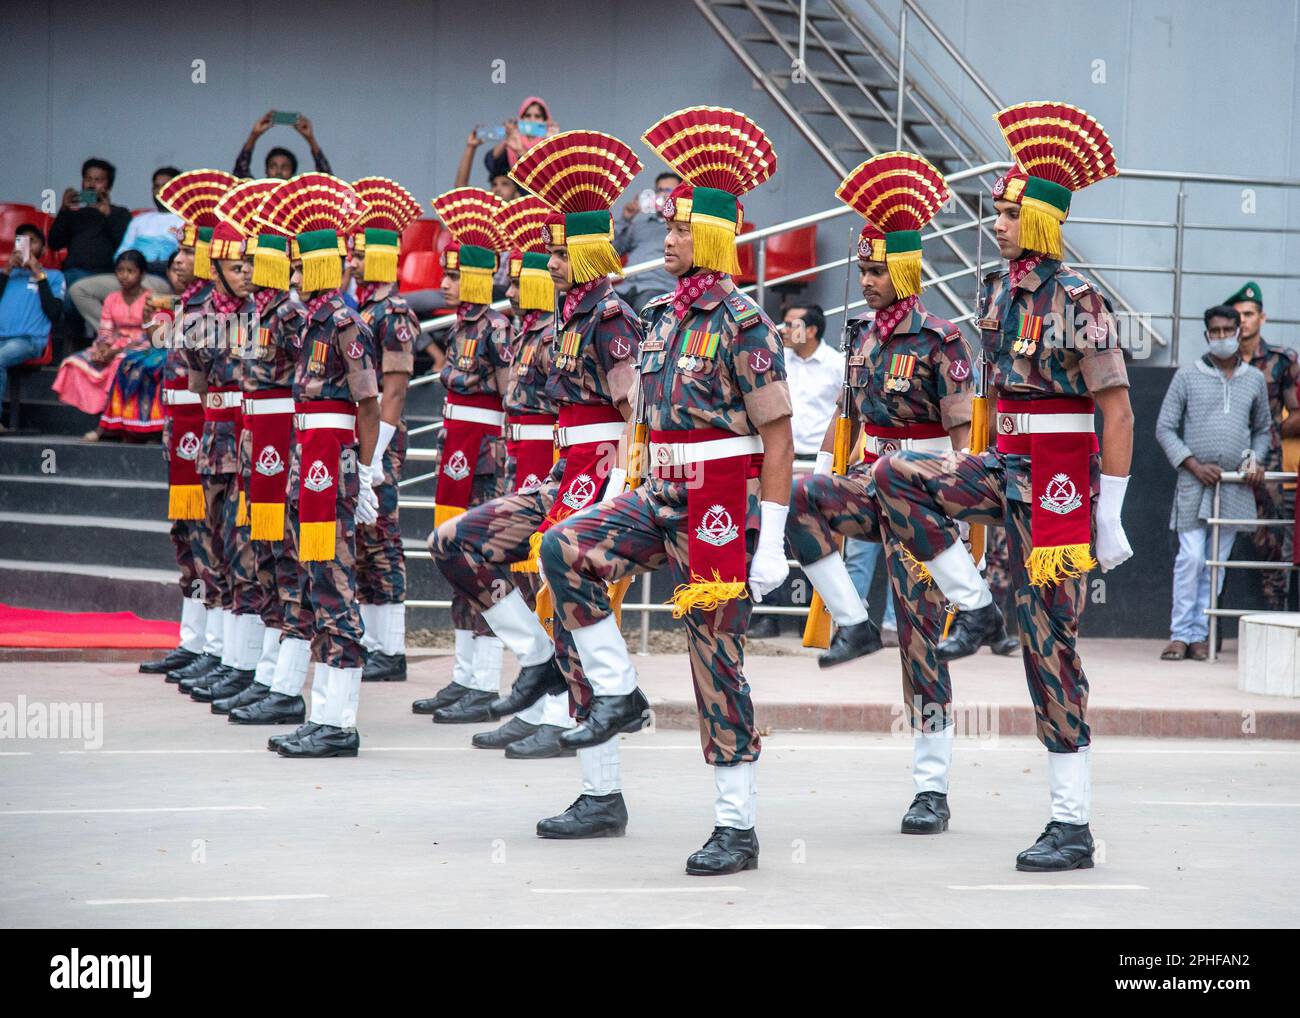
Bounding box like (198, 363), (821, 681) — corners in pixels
(0, 473), (167, 517)
(0, 434), (163, 481)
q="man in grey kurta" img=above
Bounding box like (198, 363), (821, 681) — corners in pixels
(1155, 305), (1271, 660)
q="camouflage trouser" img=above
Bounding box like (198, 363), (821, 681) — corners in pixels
(1252, 480), (1293, 610)
(200, 473), (239, 610)
(279, 500), (313, 641)
(984, 526), (1013, 606)
(873, 449), (1092, 751)
(356, 445), (407, 605)
(788, 464), (951, 729)
(541, 478), (761, 765)
(430, 467), (576, 689)
(170, 519), (202, 600)
(446, 470), (505, 635)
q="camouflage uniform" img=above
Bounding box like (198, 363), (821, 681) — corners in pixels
(872, 258), (1127, 751)
(432, 283), (641, 697)
(355, 283), (419, 607)
(786, 300), (973, 728)
(1241, 338), (1300, 608)
(164, 285), (211, 603)
(542, 276), (791, 762)
(287, 293), (378, 668)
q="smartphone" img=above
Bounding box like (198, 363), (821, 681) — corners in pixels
(638, 188), (656, 215)
(475, 125), (506, 143)
(14, 234), (30, 261)
(518, 119), (547, 138)
(272, 110), (300, 125)
(78, 189), (99, 206)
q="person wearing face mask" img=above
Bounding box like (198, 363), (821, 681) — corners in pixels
(1155, 305), (1270, 662)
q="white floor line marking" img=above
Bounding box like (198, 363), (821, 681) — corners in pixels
(85, 893), (328, 906)
(60, 749), (264, 755)
(0, 805), (266, 816)
(948, 884), (1148, 891)
(532, 886), (747, 895)
(0, 751), (33, 756)
(1139, 800), (1300, 807)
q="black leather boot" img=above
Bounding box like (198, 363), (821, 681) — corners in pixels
(818, 618), (883, 669)
(901, 791), (951, 834)
(685, 826), (759, 875)
(558, 688), (651, 750)
(412, 681), (472, 715)
(141, 646), (198, 674)
(277, 724), (359, 758)
(191, 668), (254, 703)
(536, 793), (628, 838)
(433, 689), (497, 724)
(471, 716), (538, 749)
(1015, 821), (1095, 871)
(487, 657), (567, 718)
(212, 681), (269, 715)
(180, 663), (232, 694)
(362, 651), (407, 682)
(267, 721), (319, 751)
(988, 609), (1020, 656)
(935, 602), (1004, 662)
(169, 653), (221, 685)
(505, 725), (577, 759)
(231, 691), (305, 725)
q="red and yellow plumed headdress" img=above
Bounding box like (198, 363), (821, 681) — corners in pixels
(835, 152), (949, 300)
(991, 101), (1118, 259)
(642, 107), (777, 275)
(213, 178), (291, 290)
(495, 196), (554, 312)
(256, 173), (367, 292)
(351, 177), (423, 284)
(156, 169), (238, 281)
(430, 187), (506, 305)
(508, 131), (642, 284)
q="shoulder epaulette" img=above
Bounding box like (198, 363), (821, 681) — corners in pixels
(723, 291), (763, 330)
(600, 297), (626, 321)
(642, 291), (673, 309)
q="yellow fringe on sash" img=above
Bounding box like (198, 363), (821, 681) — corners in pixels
(1018, 201), (1064, 260)
(567, 237), (623, 284)
(534, 583), (554, 637)
(301, 249), (341, 292)
(363, 247), (398, 284)
(458, 265), (494, 305)
(511, 531), (543, 573)
(236, 490), (249, 527)
(299, 521), (336, 562)
(898, 545), (935, 587)
(689, 221), (741, 276)
(250, 501), (285, 542)
(669, 571), (749, 619)
(1026, 544), (1096, 586)
(168, 484), (205, 521)
(886, 249), (923, 300)
(433, 504), (466, 529)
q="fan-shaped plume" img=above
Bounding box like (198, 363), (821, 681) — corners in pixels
(157, 169), (239, 226)
(994, 101), (1118, 192)
(642, 106), (776, 196)
(256, 173), (368, 234)
(508, 131), (642, 213)
(495, 196), (552, 254)
(430, 187), (507, 249)
(834, 151), (949, 233)
(352, 176), (423, 233)
(215, 178), (281, 235)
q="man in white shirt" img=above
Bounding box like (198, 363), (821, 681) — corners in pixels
(781, 303), (843, 457)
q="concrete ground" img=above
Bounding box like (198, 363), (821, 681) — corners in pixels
(2, 657), (1298, 928)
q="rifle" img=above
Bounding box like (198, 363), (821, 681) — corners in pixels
(533, 291), (564, 633)
(802, 227), (859, 648)
(607, 319), (648, 628)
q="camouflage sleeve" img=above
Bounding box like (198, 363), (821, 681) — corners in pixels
(1073, 288), (1129, 393)
(182, 336), (210, 394)
(1283, 350), (1300, 412)
(490, 318), (512, 395)
(336, 312), (379, 402)
(596, 303), (641, 407)
(935, 327), (974, 431)
(379, 304), (417, 376)
(731, 317), (792, 427)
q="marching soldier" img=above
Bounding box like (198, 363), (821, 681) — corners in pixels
(430, 141), (644, 751)
(872, 102), (1134, 870)
(413, 188), (513, 722)
(346, 177), (424, 684)
(253, 173), (382, 758)
(537, 108), (793, 875)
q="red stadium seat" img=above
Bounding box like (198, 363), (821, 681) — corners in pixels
(0, 203), (63, 268)
(398, 250), (443, 293)
(763, 224), (817, 285)
(735, 221), (758, 285)
(400, 219), (441, 263)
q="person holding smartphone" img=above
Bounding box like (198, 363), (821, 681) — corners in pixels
(481, 96), (557, 182)
(0, 224), (64, 427)
(233, 110), (334, 180)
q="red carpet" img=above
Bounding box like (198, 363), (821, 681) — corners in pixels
(0, 603), (179, 649)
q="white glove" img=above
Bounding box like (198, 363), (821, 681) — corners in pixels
(602, 467), (627, 504)
(748, 501), (791, 603)
(1095, 473), (1133, 572)
(814, 451), (834, 476)
(368, 421), (396, 484)
(355, 463), (379, 526)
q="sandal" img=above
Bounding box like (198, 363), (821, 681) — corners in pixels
(1187, 641), (1209, 661)
(1160, 640), (1187, 661)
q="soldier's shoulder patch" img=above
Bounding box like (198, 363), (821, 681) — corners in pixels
(641, 291), (673, 310)
(333, 305), (361, 327)
(385, 294), (411, 315)
(723, 291), (763, 330)
(599, 297), (627, 321)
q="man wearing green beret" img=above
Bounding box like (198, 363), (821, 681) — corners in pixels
(1228, 282), (1300, 610)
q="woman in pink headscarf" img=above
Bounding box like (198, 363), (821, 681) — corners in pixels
(497, 96), (556, 167)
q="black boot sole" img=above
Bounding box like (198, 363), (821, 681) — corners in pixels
(686, 856), (758, 875)
(1016, 855), (1094, 872)
(901, 819), (949, 835)
(536, 825), (626, 840)
(229, 711), (306, 726)
(278, 746), (359, 758)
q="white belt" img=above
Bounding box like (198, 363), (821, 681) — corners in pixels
(996, 411), (1094, 436)
(163, 389), (201, 406)
(555, 421), (625, 448)
(204, 391), (242, 409)
(509, 423), (555, 442)
(651, 434), (762, 469)
(445, 403), (507, 427)
(864, 434), (951, 456)
(242, 397), (295, 416)
(294, 412), (356, 432)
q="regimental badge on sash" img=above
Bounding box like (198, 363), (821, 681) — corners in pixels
(677, 329), (720, 372)
(177, 431), (200, 461)
(883, 352), (916, 393)
(307, 338), (330, 375)
(443, 449), (470, 481)
(304, 459), (332, 493)
(1039, 471), (1083, 516)
(557, 330), (583, 371)
(561, 472), (597, 510)
(1013, 312), (1044, 357)
(255, 444), (285, 477)
(457, 335), (479, 372)
(695, 503), (739, 547)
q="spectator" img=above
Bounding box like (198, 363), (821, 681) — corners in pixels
(98, 248), (193, 441)
(52, 250), (152, 432)
(614, 171), (680, 311)
(234, 110), (332, 179)
(48, 158), (132, 344)
(0, 225), (64, 429)
(1156, 304), (1271, 661)
(68, 166), (178, 331)
(481, 96), (557, 182)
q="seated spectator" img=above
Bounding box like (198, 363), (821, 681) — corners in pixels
(52, 250), (151, 433)
(68, 166), (178, 331)
(234, 111), (332, 179)
(0, 225), (64, 430)
(1156, 304), (1271, 661)
(97, 248), (194, 441)
(49, 158), (132, 345)
(481, 96), (557, 183)
(614, 171), (680, 311)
